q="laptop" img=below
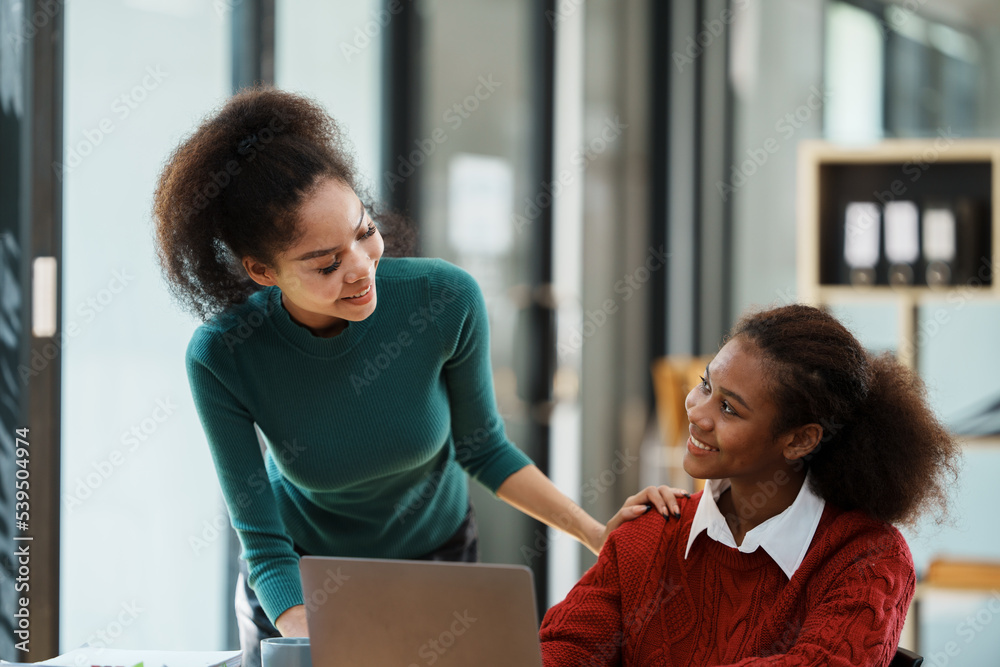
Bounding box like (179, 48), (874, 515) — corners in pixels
(299, 555), (545, 666)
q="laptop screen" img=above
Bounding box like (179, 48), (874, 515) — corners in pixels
(299, 556), (544, 667)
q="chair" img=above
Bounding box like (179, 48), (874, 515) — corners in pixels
(924, 558), (1000, 589)
(890, 646), (923, 666)
(906, 558), (1000, 664)
(650, 355), (714, 491)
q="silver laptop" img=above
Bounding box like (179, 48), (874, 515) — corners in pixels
(299, 556), (544, 667)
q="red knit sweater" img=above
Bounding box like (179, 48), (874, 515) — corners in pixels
(540, 492), (915, 666)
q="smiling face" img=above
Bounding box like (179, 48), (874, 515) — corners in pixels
(242, 178), (384, 337)
(682, 336), (801, 485)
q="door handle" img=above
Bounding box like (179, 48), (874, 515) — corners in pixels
(32, 256), (57, 337)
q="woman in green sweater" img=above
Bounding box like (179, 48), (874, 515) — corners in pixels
(152, 85), (682, 665)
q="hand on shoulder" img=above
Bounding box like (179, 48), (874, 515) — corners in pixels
(598, 485), (691, 553)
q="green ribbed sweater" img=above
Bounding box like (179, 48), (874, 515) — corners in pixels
(185, 257), (534, 624)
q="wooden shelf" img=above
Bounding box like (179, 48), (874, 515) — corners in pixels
(955, 434), (1000, 449)
(797, 139), (1000, 370)
(814, 285), (1000, 302)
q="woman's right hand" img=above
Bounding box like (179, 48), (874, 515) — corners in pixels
(275, 604), (310, 638)
(597, 485), (690, 550)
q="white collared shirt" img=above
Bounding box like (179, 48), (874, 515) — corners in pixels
(683, 471), (826, 579)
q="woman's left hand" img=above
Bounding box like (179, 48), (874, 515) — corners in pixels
(596, 485), (690, 552)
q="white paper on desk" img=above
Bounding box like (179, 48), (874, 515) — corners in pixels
(27, 647), (241, 667)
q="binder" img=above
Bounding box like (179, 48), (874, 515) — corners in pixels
(884, 201), (920, 286)
(842, 202), (880, 286)
(952, 197), (992, 285)
(922, 205), (957, 286)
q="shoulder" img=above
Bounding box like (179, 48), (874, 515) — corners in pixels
(811, 505), (915, 578)
(379, 256), (484, 310)
(185, 323), (228, 371)
(590, 500), (696, 604)
(825, 506), (911, 554)
(188, 287), (274, 339)
(376, 256), (466, 282)
(184, 286), (270, 367)
(377, 256), (477, 292)
(605, 495), (698, 563)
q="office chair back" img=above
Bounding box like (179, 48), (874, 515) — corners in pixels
(890, 646), (922, 666)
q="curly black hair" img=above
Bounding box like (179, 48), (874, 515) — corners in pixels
(152, 84), (415, 323)
(730, 304), (961, 528)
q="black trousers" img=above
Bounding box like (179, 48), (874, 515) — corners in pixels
(235, 503), (479, 667)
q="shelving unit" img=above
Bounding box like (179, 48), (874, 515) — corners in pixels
(796, 139), (1000, 370)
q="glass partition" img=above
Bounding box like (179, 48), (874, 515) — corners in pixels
(60, 0), (230, 651)
(275, 0), (384, 196)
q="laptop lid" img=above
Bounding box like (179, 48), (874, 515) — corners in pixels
(299, 555), (544, 667)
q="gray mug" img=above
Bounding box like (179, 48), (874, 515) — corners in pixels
(260, 637), (312, 667)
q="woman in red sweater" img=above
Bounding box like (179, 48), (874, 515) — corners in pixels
(540, 304), (960, 666)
